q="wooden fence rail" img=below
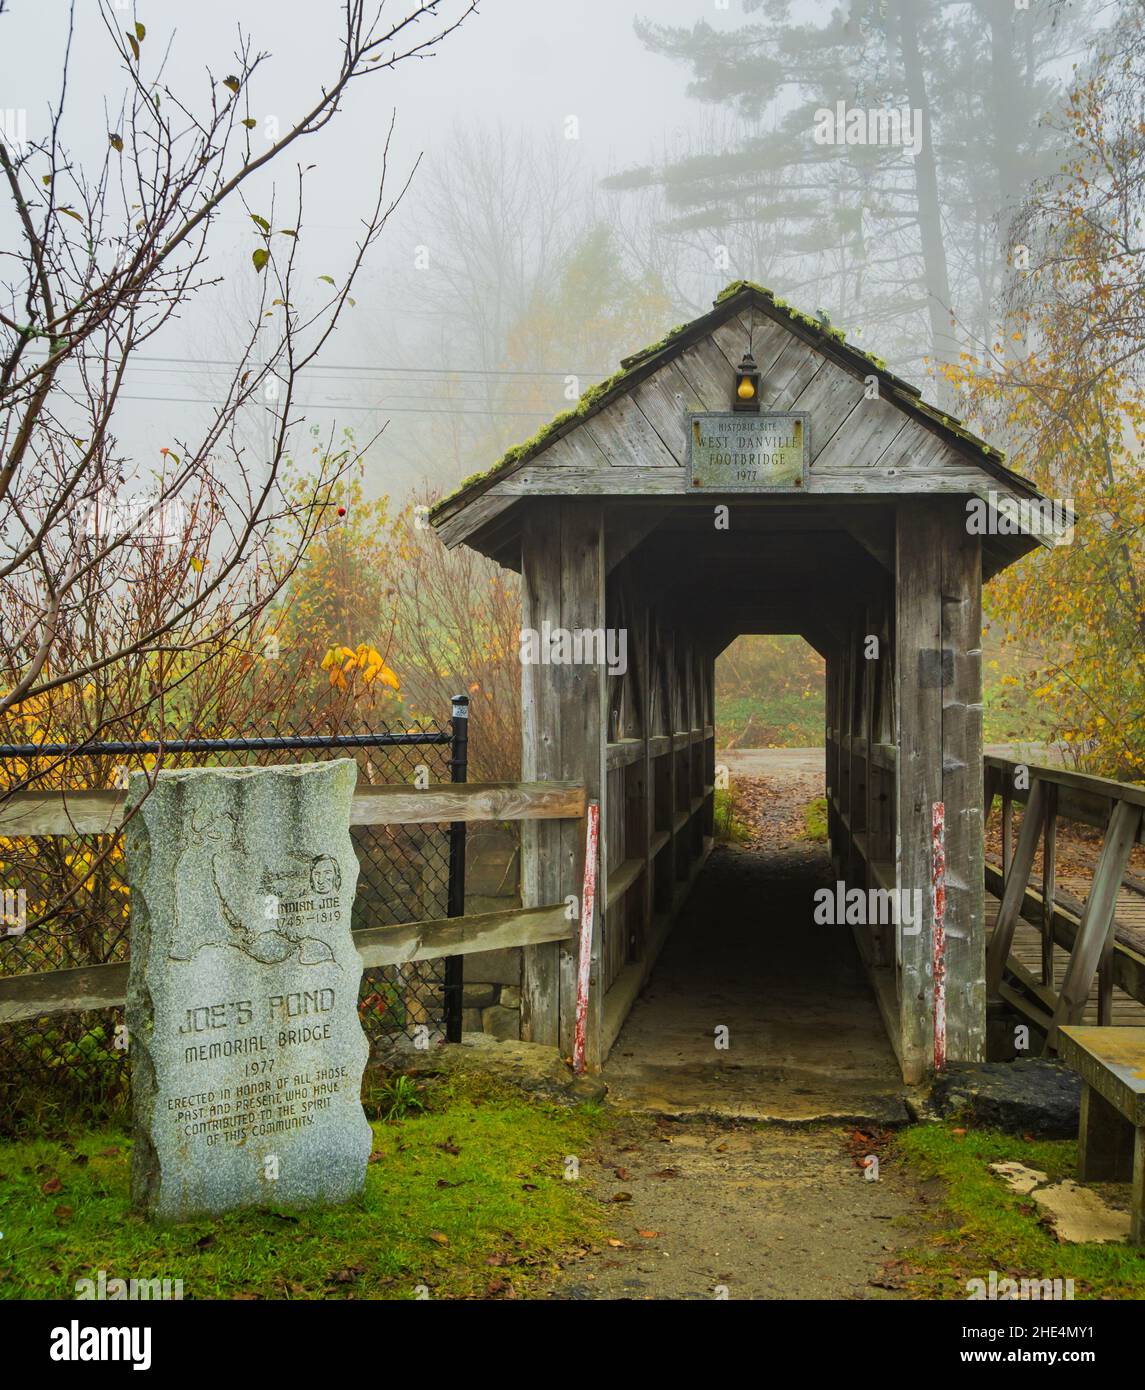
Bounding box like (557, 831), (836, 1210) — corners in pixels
(984, 755), (1145, 1049)
(0, 779), (587, 1028)
(0, 780), (585, 837)
(8, 756), (1145, 1052)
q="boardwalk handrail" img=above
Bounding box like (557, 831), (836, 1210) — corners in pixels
(0, 778), (588, 1026)
(984, 755), (1145, 1047)
(984, 754), (1145, 825)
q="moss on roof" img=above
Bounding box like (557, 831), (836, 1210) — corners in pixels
(431, 281), (1018, 522)
(714, 280), (925, 401)
(438, 361), (637, 500)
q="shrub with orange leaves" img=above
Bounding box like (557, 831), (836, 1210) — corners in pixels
(320, 644), (401, 693)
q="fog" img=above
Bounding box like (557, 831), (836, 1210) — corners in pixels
(1, 0), (1103, 498)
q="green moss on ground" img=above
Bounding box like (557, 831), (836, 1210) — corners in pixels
(802, 796), (829, 843)
(894, 1123), (1145, 1300)
(0, 1071), (605, 1301)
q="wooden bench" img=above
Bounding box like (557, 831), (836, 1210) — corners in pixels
(1057, 1026), (1145, 1245)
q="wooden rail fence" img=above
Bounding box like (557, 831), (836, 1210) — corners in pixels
(0, 780), (587, 1027)
(984, 755), (1145, 1048)
(7, 755), (1144, 1057)
(829, 731), (1145, 1063)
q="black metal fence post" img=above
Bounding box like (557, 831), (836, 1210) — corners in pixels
(444, 694), (469, 1042)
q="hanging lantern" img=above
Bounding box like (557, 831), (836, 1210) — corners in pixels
(733, 351), (761, 412)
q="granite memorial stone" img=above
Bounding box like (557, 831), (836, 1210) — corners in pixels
(125, 758), (371, 1220)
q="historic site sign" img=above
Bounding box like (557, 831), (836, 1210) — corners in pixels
(125, 759), (372, 1221)
(687, 411), (809, 490)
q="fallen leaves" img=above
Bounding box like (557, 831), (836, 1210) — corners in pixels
(726, 771), (827, 850)
(845, 1129), (893, 1168)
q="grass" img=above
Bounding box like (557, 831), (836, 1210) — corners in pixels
(0, 1070), (606, 1301)
(894, 1123), (1145, 1300)
(716, 692), (824, 748)
(368, 1072), (427, 1122)
(712, 787), (750, 844)
(802, 795), (828, 843)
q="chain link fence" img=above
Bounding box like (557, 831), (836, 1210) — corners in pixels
(0, 706), (467, 1134)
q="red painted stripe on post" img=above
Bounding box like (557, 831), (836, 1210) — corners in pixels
(932, 799), (947, 1073)
(573, 800), (600, 1076)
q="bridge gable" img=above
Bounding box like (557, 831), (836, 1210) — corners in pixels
(432, 283), (1046, 557)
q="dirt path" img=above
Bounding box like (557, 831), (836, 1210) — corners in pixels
(551, 1114), (932, 1300)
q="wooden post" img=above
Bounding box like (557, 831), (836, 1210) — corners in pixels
(985, 778), (1047, 992)
(1002, 782), (1014, 883)
(838, 638), (854, 874)
(1078, 1084), (1135, 1181)
(1042, 783), (1058, 988)
(849, 607), (870, 893)
(895, 500), (985, 1078)
(705, 649), (716, 837)
(932, 800), (947, 1071)
(521, 500), (561, 1047)
(520, 500), (607, 1066)
(573, 800), (600, 1075)
(825, 651), (840, 872)
(896, 501), (944, 1082)
(663, 628), (679, 887)
(1047, 799), (1143, 1046)
(894, 505), (983, 1078)
(638, 596), (654, 954)
(941, 508), (985, 1063)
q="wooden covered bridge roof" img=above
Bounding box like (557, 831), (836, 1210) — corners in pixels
(430, 281), (1052, 585)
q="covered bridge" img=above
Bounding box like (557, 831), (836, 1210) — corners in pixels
(431, 282), (1056, 1083)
